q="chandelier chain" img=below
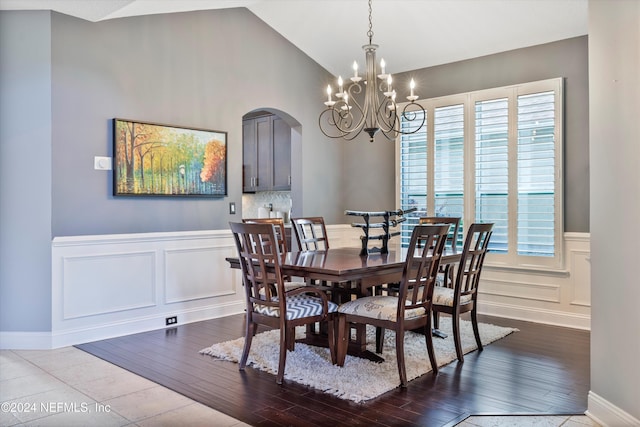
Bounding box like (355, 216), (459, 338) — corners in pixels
(367, 0), (373, 44)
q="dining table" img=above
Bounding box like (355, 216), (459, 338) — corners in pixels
(226, 240), (461, 362)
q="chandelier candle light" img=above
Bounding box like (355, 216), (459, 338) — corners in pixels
(319, 0), (426, 142)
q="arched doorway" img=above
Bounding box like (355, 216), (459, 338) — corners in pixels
(241, 108), (301, 223)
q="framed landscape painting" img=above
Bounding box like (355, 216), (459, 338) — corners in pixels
(113, 119), (227, 197)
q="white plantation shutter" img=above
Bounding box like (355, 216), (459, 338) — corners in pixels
(398, 78), (562, 268)
(399, 111), (427, 246)
(475, 98), (509, 254)
(434, 105), (465, 223)
(517, 91), (556, 256)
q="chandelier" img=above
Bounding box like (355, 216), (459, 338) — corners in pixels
(319, 0), (426, 142)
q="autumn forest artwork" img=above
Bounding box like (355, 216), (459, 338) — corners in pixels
(113, 119), (227, 196)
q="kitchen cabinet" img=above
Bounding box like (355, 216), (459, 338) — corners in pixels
(243, 114), (291, 192)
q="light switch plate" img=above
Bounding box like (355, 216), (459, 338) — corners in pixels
(229, 202), (236, 215)
(94, 156), (112, 170)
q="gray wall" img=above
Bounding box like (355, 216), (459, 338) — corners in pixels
(0, 11), (53, 331)
(390, 36), (589, 233)
(589, 0), (640, 421)
(49, 8), (343, 236)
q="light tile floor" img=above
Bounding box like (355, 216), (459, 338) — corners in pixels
(1, 347), (249, 426)
(457, 415), (600, 427)
(1, 347), (600, 427)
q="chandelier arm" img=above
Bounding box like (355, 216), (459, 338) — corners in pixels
(380, 128), (399, 141)
(319, 97), (368, 140)
(373, 98), (398, 133)
(325, 107), (353, 136)
(320, 111), (363, 141)
(397, 102), (427, 135)
(335, 97), (367, 136)
(345, 82), (369, 133)
(376, 101), (427, 139)
(319, 109), (351, 139)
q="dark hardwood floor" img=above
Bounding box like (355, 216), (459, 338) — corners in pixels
(76, 314), (590, 427)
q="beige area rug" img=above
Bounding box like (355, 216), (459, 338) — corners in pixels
(200, 320), (517, 403)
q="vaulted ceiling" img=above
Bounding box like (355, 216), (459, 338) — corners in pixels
(0, 0), (588, 76)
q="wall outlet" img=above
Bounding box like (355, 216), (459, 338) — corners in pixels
(165, 316), (177, 326)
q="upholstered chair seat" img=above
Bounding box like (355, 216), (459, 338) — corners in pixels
(255, 294), (338, 320)
(338, 296), (426, 321)
(432, 287), (473, 307)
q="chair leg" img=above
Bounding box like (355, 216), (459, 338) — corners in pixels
(425, 314), (439, 375)
(395, 328), (407, 387)
(452, 311), (464, 362)
(276, 327), (288, 385)
(433, 311), (440, 330)
(327, 317), (337, 364)
(376, 327), (385, 354)
(471, 307), (483, 352)
(336, 314), (349, 366)
(286, 326), (295, 351)
(239, 319), (255, 370)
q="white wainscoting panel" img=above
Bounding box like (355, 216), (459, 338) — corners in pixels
(63, 251), (156, 319)
(570, 250), (591, 307)
(164, 246), (236, 303)
(481, 278), (561, 303)
(51, 230), (244, 348)
(479, 232), (591, 329)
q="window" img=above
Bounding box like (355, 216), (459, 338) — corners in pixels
(397, 79), (563, 269)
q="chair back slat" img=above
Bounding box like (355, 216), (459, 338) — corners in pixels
(291, 217), (329, 251)
(398, 224), (450, 313)
(455, 223), (493, 301)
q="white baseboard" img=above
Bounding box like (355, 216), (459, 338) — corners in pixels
(50, 301), (245, 348)
(0, 302), (245, 350)
(587, 391), (640, 426)
(478, 301), (591, 330)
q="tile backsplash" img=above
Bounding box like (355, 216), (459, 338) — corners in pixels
(242, 191), (292, 222)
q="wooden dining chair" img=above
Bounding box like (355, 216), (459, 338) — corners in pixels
(432, 222), (493, 362)
(229, 221), (338, 384)
(290, 216), (359, 308)
(242, 217), (305, 294)
(335, 224), (450, 386)
(419, 216), (461, 288)
(242, 217), (288, 253)
(290, 217), (329, 251)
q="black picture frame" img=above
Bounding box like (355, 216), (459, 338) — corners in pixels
(113, 118), (227, 197)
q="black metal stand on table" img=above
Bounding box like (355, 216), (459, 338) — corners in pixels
(345, 207), (417, 256)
